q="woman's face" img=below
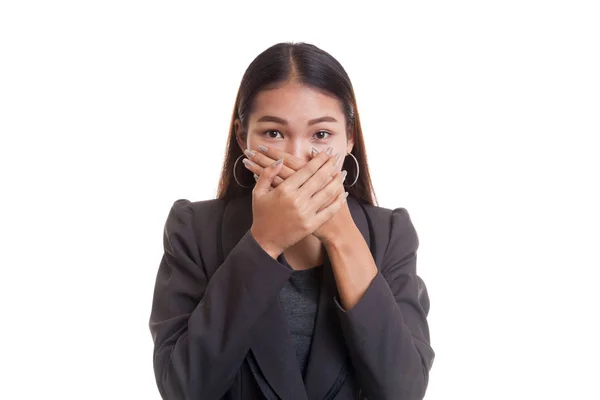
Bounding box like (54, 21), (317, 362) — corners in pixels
(237, 82), (354, 171)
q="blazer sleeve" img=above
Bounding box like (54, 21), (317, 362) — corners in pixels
(334, 207), (435, 400)
(149, 199), (293, 400)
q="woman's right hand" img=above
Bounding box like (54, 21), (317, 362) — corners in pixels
(249, 148), (347, 259)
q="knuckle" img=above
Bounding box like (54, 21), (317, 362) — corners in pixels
(279, 188), (290, 201)
(281, 189), (295, 205)
(292, 196), (303, 210)
(300, 218), (312, 233)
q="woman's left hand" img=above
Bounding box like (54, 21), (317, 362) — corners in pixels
(242, 146), (354, 245)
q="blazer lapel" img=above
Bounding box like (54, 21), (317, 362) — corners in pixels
(249, 296), (308, 400)
(303, 196), (372, 400)
(221, 193), (308, 400)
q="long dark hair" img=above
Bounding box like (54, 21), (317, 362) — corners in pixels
(216, 42), (377, 206)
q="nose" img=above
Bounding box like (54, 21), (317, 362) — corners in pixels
(285, 139), (312, 162)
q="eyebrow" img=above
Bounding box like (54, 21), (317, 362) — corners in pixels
(256, 115), (338, 125)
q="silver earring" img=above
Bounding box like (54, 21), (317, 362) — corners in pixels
(344, 152), (360, 187)
(233, 154), (254, 188)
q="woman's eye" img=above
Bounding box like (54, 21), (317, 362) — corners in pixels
(265, 130), (282, 138)
(314, 131), (330, 140)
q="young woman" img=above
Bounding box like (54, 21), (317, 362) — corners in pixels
(149, 42), (434, 400)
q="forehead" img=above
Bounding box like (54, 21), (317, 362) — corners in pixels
(250, 82), (344, 121)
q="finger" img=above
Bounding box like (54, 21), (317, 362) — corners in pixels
(253, 173), (277, 192)
(311, 170), (346, 213)
(256, 145), (307, 172)
(242, 157), (284, 186)
(253, 158), (284, 195)
(312, 189), (349, 229)
(245, 148), (296, 179)
(279, 148), (335, 192)
(296, 151), (342, 199)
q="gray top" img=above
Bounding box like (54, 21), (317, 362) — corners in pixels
(278, 262), (322, 379)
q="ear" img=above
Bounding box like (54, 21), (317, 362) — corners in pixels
(346, 128), (355, 154)
(234, 119), (246, 152)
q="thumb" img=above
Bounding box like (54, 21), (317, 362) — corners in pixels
(254, 158), (284, 195)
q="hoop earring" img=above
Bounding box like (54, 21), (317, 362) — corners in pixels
(344, 152), (360, 187)
(233, 154), (254, 189)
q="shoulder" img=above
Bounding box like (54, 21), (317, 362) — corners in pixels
(166, 198), (226, 219)
(360, 202), (419, 260)
(163, 197), (227, 237)
(162, 198), (228, 259)
(361, 203), (417, 239)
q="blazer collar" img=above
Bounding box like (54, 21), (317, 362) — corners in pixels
(221, 193), (372, 400)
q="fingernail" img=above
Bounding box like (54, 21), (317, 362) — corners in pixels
(258, 145), (268, 152)
(311, 147), (319, 157)
(273, 158), (283, 166)
(253, 174), (259, 181)
(344, 192), (349, 199)
(242, 158), (255, 167)
(326, 147), (333, 156)
(244, 149), (256, 158)
(342, 170), (348, 181)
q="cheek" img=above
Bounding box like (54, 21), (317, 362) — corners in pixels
(335, 137), (350, 171)
(332, 135), (349, 155)
(245, 132), (264, 148)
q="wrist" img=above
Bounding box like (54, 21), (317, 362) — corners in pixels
(250, 226), (283, 260)
(322, 225), (360, 249)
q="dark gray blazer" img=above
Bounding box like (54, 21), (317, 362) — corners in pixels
(149, 193), (434, 400)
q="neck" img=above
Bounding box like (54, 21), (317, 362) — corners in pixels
(284, 234), (325, 270)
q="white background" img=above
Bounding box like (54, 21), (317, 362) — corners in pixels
(1, 1), (599, 399)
